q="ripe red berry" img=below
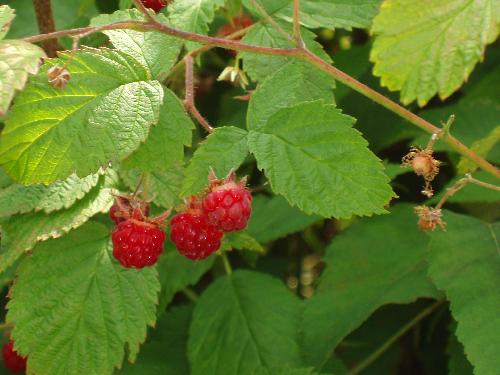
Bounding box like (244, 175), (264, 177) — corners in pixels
(202, 175), (252, 232)
(140, 0), (167, 12)
(112, 221), (166, 268)
(2, 340), (26, 373)
(218, 14), (254, 37)
(170, 212), (223, 260)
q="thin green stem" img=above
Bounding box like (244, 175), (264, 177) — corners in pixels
(221, 252), (233, 275)
(182, 288), (199, 302)
(347, 301), (444, 375)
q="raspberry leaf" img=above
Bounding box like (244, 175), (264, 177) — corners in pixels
(0, 5), (15, 39)
(370, 0), (498, 106)
(240, 21), (331, 82)
(301, 205), (440, 368)
(90, 10), (182, 78)
(188, 270), (303, 375)
(0, 173), (116, 273)
(123, 87), (194, 171)
(121, 306), (192, 375)
(0, 173), (100, 217)
(0, 48), (163, 185)
(246, 195), (320, 243)
(248, 101), (395, 218)
(427, 212), (500, 375)
(156, 249), (215, 312)
(181, 126), (249, 197)
(220, 231), (264, 253)
(7, 222), (160, 375)
(253, 366), (323, 375)
(247, 60), (335, 131)
(447, 322), (474, 375)
(167, 0), (224, 50)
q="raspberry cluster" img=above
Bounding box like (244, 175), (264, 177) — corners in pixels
(110, 195), (167, 269)
(170, 171), (252, 260)
(2, 340), (26, 373)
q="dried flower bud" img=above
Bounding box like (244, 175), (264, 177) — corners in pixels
(414, 205), (446, 231)
(217, 66), (249, 89)
(47, 65), (71, 90)
(402, 147), (441, 197)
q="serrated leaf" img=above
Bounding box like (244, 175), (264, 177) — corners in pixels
(277, 0), (382, 30)
(240, 21), (331, 82)
(121, 306), (192, 375)
(248, 101), (395, 218)
(370, 0), (499, 106)
(156, 248), (214, 312)
(123, 87), (194, 171)
(448, 321), (474, 375)
(0, 39), (45, 115)
(188, 270), (303, 375)
(167, 0), (225, 50)
(241, 0), (290, 16)
(427, 212), (500, 375)
(221, 231), (264, 253)
(0, 173), (100, 217)
(0, 174), (115, 273)
(91, 9), (182, 78)
(301, 204), (440, 369)
(0, 5), (15, 39)
(253, 366), (322, 375)
(457, 126), (500, 174)
(0, 48), (163, 185)
(181, 126), (249, 197)
(120, 163), (184, 208)
(247, 61), (335, 131)
(7, 222), (160, 375)
(246, 195), (320, 243)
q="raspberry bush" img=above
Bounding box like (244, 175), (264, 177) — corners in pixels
(0, 1), (498, 375)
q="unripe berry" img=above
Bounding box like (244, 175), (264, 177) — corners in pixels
(2, 340), (26, 374)
(202, 173), (252, 232)
(170, 212), (223, 260)
(412, 155), (434, 177)
(112, 221), (166, 268)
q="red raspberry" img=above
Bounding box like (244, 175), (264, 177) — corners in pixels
(218, 14), (254, 37)
(140, 0), (167, 12)
(2, 340), (26, 373)
(170, 212), (223, 260)
(109, 197), (149, 224)
(112, 221), (166, 268)
(202, 174), (252, 232)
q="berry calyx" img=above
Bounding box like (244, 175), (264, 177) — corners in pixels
(202, 172), (252, 232)
(170, 198), (223, 260)
(109, 196), (149, 224)
(112, 220), (166, 268)
(2, 340), (26, 374)
(140, 0), (167, 12)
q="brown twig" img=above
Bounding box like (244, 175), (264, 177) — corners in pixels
(183, 55), (214, 133)
(20, 19), (500, 179)
(32, 0), (59, 56)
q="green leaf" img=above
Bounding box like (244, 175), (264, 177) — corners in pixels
(427, 212), (500, 375)
(253, 366), (322, 375)
(156, 248), (214, 312)
(277, 0), (382, 30)
(188, 270), (303, 375)
(247, 60), (335, 131)
(240, 21), (331, 82)
(123, 87), (194, 171)
(167, 0), (225, 50)
(221, 231), (265, 253)
(90, 10), (183, 78)
(121, 306), (192, 375)
(7, 222), (160, 375)
(0, 39), (45, 115)
(448, 322), (474, 375)
(181, 126), (249, 197)
(241, 0), (290, 16)
(120, 164), (184, 209)
(457, 126), (500, 174)
(0, 173), (116, 273)
(301, 204), (440, 368)
(0, 173), (100, 217)
(248, 101), (395, 218)
(246, 195), (320, 243)
(0, 5), (15, 39)
(370, 0), (499, 106)
(0, 48), (163, 185)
